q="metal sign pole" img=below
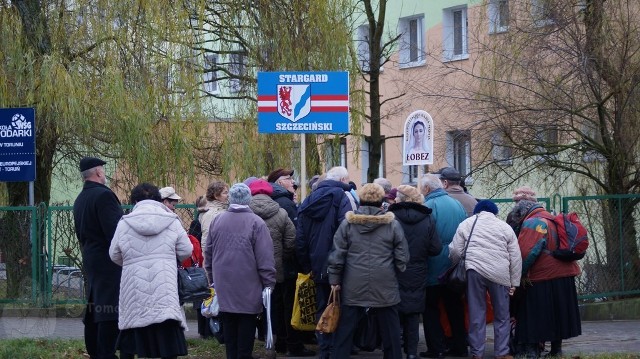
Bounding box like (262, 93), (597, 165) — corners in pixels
(29, 181), (34, 206)
(300, 134), (307, 200)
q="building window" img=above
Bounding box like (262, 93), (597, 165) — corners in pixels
(356, 24), (384, 73)
(401, 165), (423, 185)
(581, 123), (605, 162)
(492, 132), (513, 166)
(356, 24), (371, 71)
(443, 6), (468, 62)
(203, 54), (218, 94)
(229, 52), (247, 93)
(398, 15), (425, 68)
(532, 0), (554, 26)
(534, 126), (558, 161)
(446, 130), (471, 176)
(488, 0), (509, 33)
(325, 139), (347, 170)
(360, 137), (385, 183)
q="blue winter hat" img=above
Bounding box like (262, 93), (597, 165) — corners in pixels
(473, 199), (499, 215)
(228, 183), (252, 205)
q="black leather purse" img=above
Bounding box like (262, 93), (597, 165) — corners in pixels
(442, 215), (479, 293)
(177, 264), (210, 302)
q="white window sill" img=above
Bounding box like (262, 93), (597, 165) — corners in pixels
(399, 60), (426, 69)
(489, 26), (509, 34)
(495, 159), (513, 166)
(534, 19), (554, 27)
(442, 54), (470, 63)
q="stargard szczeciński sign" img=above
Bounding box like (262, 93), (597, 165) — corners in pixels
(257, 71), (349, 133)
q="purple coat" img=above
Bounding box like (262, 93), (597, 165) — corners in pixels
(205, 205), (276, 314)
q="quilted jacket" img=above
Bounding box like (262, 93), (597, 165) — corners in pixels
(205, 205), (276, 314)
(449, 211), (522, 287)
(109, 200), (193, 330)
(249, 194), (296, 283)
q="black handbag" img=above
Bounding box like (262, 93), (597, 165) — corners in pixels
(354, 308), (381, 352)
(177, 266), (211, 302)
(444, 215), (479, 293)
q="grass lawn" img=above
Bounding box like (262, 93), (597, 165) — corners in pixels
(0, 338), (638, 359)
(0, 338), (274, 358)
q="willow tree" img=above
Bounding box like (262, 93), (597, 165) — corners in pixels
(419, 0), (640, 291)
(187, 0), (365, 182)
(0, 0), (207, 297)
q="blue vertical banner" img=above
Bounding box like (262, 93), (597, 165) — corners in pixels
(0, 108), (36, 182)
(257, 71), (350, 133)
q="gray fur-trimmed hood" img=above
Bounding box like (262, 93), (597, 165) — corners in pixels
(346, 206), (395, 234)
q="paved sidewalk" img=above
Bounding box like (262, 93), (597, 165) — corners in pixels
(1, 317), (639, 357)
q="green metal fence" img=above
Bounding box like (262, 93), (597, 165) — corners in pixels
(0, 203), (197, 306)
(1, 195), (640, 306)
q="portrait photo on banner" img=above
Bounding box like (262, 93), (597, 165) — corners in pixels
(403, 110), (434, 166)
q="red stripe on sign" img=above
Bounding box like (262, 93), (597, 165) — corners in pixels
(258, 107), (278, 112)
(311, 106), (350, 112)
(258, 95), (277, 101)
(311, 95), (349, 101)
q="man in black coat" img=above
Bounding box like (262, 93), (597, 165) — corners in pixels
(296, 166), (353, 359)
(73, 157), (124, 359)
(266, 168), (315, 357)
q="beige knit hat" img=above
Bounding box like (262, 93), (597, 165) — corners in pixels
(512, 186), (537, 202)
(395, 185), (424, 204)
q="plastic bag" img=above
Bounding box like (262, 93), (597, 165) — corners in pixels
(208, 317), (224, 344)
(290, 273), (317, 331)
(201, 287), (219, 318)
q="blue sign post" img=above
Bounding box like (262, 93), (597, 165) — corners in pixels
(0, 108), (36, 182)
(257, 71), (350, 133)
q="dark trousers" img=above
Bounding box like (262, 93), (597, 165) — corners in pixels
(196, 300), (213, 338)
(84, 318), (119, 359)
(332, 305), (402, 359)
(273, 279), (305, 352)
(423, 285), (467, 354)
(315, 283), (333, 358)
(399, 312), (421, 356)
(221, 312), (257, 359)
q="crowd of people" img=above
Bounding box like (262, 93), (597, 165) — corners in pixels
(72, 157), (582, 359)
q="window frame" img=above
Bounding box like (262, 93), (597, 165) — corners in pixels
(491, 131), (513, 166)
(531, 0), (555, 27)
(360, 137), (385, 183)
(398, 14), (426, 69)
(324, 138), (348, 170)
(533, 126), (559, 162)
(228, 51), (247, 93)
(446, 130), (471, 177)
(488, 0), (510, 34)
(203, 54), (218, 94)
(442, 6), (469, 62)
(356, 24), (371, 71)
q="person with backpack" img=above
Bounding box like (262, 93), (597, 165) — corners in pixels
(507, 200), (582, 358)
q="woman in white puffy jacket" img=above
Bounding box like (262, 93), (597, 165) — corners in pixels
(109, 183), (193, 359)
(449, 200), (522, 359)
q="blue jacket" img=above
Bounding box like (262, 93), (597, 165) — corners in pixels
(296, 180), (351, 283)
(424, 188), (467, 286)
